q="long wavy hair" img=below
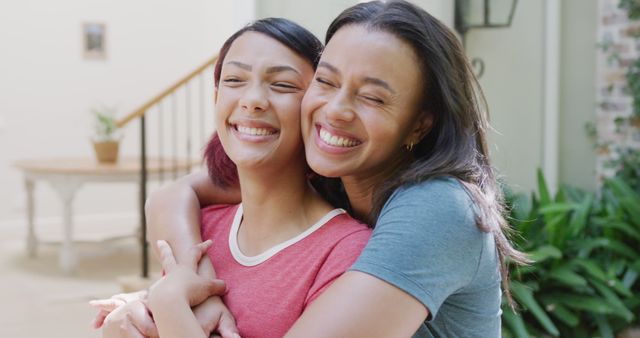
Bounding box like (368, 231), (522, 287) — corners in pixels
(325, 0), (529, 304)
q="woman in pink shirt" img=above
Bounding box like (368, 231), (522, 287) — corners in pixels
(92, 18), (370, 338)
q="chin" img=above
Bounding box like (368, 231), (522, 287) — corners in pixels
(306, 157), (346, 178)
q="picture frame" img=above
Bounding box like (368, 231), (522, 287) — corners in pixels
(83, 22), (106, 60)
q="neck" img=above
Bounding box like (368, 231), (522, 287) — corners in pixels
(236, 159), (332, 255)
(341, 152), (411, 222)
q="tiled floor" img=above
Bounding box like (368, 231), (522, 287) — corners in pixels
(0, 221), (159, 338)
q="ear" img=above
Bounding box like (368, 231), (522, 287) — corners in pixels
(214, 87), (219, 104)
(404, 111), (434, 146)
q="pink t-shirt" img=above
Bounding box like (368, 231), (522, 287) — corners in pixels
(201, 204), (371, 338)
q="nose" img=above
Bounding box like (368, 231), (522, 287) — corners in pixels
(239, 83), (268, 113)
(324, 90), (355, 123)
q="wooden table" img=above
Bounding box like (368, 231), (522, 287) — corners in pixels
(14, 157), (198, 272)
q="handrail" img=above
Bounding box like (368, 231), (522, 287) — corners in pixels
(116, 54), (219, 128)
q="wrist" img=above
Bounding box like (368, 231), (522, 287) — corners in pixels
(148, 281), (189, 313)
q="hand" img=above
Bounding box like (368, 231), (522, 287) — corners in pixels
(90, 290), (149, 329)
(100, 299), (158, 338)
(148, 240), (227, 311)
(193, 296), (240, 338)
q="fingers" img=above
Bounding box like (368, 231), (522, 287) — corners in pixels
(188, 239), (213, 270)
(91, 309), (110, 329)
(127, 302), (159, 338)
(89, 298), (126, 312)
(217, 311), (241, 338)
(120, 313), (148, 338)
(205, 278), (227, 297)
(157, 240), (177, 273)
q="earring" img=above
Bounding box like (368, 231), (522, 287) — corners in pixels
(405, 141), (414, 152)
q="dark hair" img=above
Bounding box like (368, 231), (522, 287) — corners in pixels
(205, 18), (323, 188)
(326, 0), (528, 304)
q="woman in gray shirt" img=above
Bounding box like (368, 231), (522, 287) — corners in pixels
(97, 1), (528, 337)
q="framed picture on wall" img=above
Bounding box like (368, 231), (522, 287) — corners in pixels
(83, 22), (106, 60)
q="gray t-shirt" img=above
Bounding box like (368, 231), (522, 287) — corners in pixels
(350, 177), (502, 338)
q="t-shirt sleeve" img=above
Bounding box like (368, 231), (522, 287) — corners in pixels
(350, 178), (484, 319)
(304, 228), (372, 307)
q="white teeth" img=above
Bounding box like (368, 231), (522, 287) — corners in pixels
(237, 125), (276, 136)
(319, 128), (359, 147)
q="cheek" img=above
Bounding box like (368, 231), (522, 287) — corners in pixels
(301, 86), (322, 120)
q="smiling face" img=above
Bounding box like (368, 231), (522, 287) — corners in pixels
(215, 32), (315, 172)
(301, 24), (429, 180)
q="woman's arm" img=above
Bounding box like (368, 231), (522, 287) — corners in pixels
(285, 271), (428, 338)
(146, 170), (241, 336)
(146, 170), (240, 264)
(148, 240), (227, 338)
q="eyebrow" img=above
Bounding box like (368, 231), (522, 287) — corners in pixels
(226, 61), (251, 71)
(266, 65), (300, 75)
(226, 61), (300, 76)
(318, 61), (395, 94)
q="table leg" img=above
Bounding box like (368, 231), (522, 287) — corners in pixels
(25, 178), (37, 257)
(50, 179), (81, 273)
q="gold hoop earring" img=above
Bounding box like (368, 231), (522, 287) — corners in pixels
(405, 142), (414, 152)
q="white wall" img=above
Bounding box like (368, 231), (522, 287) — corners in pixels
(466, 0), (597, 193)
(0, 0), (254, 225)
(465, 0), (546, 193)
(256, 0), (454, 45)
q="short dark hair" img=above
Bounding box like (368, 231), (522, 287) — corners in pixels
(205, 18), (323, 188)
(326, 0), (528, 304)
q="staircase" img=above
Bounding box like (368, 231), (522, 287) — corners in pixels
(115, 55), (219, 278)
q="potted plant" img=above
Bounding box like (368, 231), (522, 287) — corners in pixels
(91, 106), (121, 163)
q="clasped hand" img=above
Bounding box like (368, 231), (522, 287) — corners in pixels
(90, 240), (239, 338)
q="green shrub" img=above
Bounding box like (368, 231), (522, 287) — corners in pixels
(502, 169), (640, 338)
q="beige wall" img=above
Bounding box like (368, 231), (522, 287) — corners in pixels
(466, 0), (597, 193)
(255, 0), (454, 43)
(559, 0), (597, 191)
(0, 0), (253, 224)
(466, 0), (546, 193)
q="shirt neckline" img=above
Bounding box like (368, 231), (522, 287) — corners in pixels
(228, 204), (345, 267)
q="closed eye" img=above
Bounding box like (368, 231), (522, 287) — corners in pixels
(222, 78), (243, 85)
(315, 77), (335, 87)
(273, 82), (299, 89)
(362, 95), (384, 105)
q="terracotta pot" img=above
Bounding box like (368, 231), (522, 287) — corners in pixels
(93, 140), (120, 163)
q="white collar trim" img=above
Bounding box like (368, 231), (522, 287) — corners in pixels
(228, 204), (346, 267)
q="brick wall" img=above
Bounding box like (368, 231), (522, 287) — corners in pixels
(596, 0), (640, 182)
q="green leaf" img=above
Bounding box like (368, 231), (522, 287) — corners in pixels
(607, 177), (640, 224)
(539, 203), (577, 214)
(510, 282), (559, 336)
(631, 259), (640, 272)
(623, 268), (638, 289)
(568, 194), (593, 237)
(545, 213), (567, 246)
(539, 299), (579, 327)
(537, 169), (552, 207)
(527, 245), (562, 263)
(574, 259), (633, 297)
(589, 278), (634, 322)
(592, 218), (640, 241)
(548, 293), (616, 314)
(548, 266), (587, 288)
(593, 314), (615, 338)
(550, 304), (579, 327)
(502, 306), (530, 338)
(572, 238), (638, 260)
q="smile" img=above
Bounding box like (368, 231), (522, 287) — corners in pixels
(235, 125), (278, 136)
(318, 127), (361, 148)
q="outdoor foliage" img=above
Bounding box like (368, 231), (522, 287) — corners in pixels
(502, 169), (640, 338)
